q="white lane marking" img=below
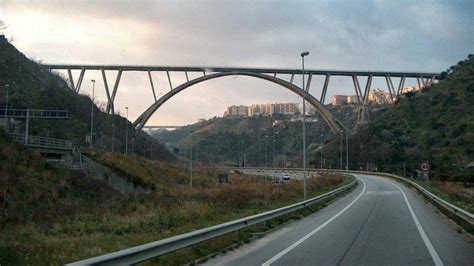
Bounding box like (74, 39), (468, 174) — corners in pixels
(385, 179), (443, 266)
(262, 179), (367, 266)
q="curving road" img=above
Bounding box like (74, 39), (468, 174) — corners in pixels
(204, 174), (474, 266)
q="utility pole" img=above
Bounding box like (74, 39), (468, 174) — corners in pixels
(273, 139), (276, 180)
(340, 131), (343, 170)
(125, 107), (129, 155)
(320, 134), (323, 169)
(190, 130), (193, 188)
(345, 129), (349, 170)
(90, 79), (95, 149)
(265, 135), (268, 168)
(301, 51), (309, 200)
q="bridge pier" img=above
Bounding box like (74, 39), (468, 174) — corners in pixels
(101, 69), (122, 114)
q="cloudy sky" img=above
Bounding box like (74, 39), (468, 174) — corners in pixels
(1, 0), (473, 126)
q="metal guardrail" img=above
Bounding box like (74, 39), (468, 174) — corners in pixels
(0, 108), (68, 118)
(235, 167), (474, 225)
(10, 133), (73, 150)
(364, 171), (474, 225)
(68, 176), (357, 265)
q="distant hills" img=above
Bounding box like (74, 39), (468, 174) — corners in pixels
(0, 36), (174, 161)
(153, 105), (386, 167)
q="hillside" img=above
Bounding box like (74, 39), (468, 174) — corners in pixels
(0, 36), (174, 161)
(320, 55), (474, 181)
(0, 129), (347, 264)
(154, 105), (387, 166)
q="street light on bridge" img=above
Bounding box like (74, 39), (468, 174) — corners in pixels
(301, 51), (309, 200)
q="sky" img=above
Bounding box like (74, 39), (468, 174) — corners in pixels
(1, 0), (473, 126)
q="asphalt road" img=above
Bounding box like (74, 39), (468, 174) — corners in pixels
(204, 174), (474, 266)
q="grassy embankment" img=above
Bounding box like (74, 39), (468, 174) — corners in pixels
(412, 179), (473, 213)
(0, 132), (348, 265)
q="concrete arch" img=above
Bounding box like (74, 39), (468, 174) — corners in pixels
(133, 72), (343, 134)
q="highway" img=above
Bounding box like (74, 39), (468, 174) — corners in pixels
(204, 174), (474, 266)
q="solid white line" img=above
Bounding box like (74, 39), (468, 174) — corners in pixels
(262, 179), (367, 266)
(385, 179), (443, 266)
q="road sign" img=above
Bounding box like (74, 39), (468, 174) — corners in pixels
(421, 162), (431, 171)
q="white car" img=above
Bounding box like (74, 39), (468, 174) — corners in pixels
(282, 174), (291, 182)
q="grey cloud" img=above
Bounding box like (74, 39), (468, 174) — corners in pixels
(2, 0), (473, 125)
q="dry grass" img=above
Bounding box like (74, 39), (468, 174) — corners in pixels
(0, 148), (347, 265)
(416, 180), (474, 213)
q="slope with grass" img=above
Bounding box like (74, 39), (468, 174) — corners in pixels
(0, 36), (174, 161)
(0, 130), (348, 265)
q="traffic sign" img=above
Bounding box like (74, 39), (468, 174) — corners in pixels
(421, 162), (431, 171)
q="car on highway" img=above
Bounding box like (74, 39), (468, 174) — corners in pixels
(282, 174), (291, 182)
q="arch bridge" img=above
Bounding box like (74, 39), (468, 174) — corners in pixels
(43, 64), (441, 134)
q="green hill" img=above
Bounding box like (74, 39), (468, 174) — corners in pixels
(0, 36), (174, 161)
(321, 55), (474, 181)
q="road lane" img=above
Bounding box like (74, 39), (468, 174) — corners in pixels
(203, 174), (474, 266)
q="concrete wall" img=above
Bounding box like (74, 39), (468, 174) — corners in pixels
(81, 155), (151, 194)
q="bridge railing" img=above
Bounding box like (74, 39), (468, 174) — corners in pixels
(0, 108), (68, 118)
(67, 175), (357, 265)
(10, 133), (74, 150)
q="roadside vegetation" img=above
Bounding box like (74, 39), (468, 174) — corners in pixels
(0, 134), (348, 265)
(413, 179), (473, 213)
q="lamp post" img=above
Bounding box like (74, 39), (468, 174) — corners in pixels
(340, 130), (343, 170)
(125, 107), (129, 155)
(272, 139), (276, 180)
(301, 51), (309, 200)
(320, 134), (323, 169)
(345, 129), (349, 170)
(190, 130), (193, 188)
(90, 79), (95, 149)
(265, 135), (268, 168)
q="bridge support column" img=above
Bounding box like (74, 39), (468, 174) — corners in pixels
(320, 74), (330, 103)
(67, 68), (85, 93)
(166, 71), (173, 90)
(148, 70), (157, 102)
(101, 69), (122, 114)
(397, 75), (406, 95)
(352, 75), (371, 125)
(385, 75), (396, 103)
(305, 74), (312, 93)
